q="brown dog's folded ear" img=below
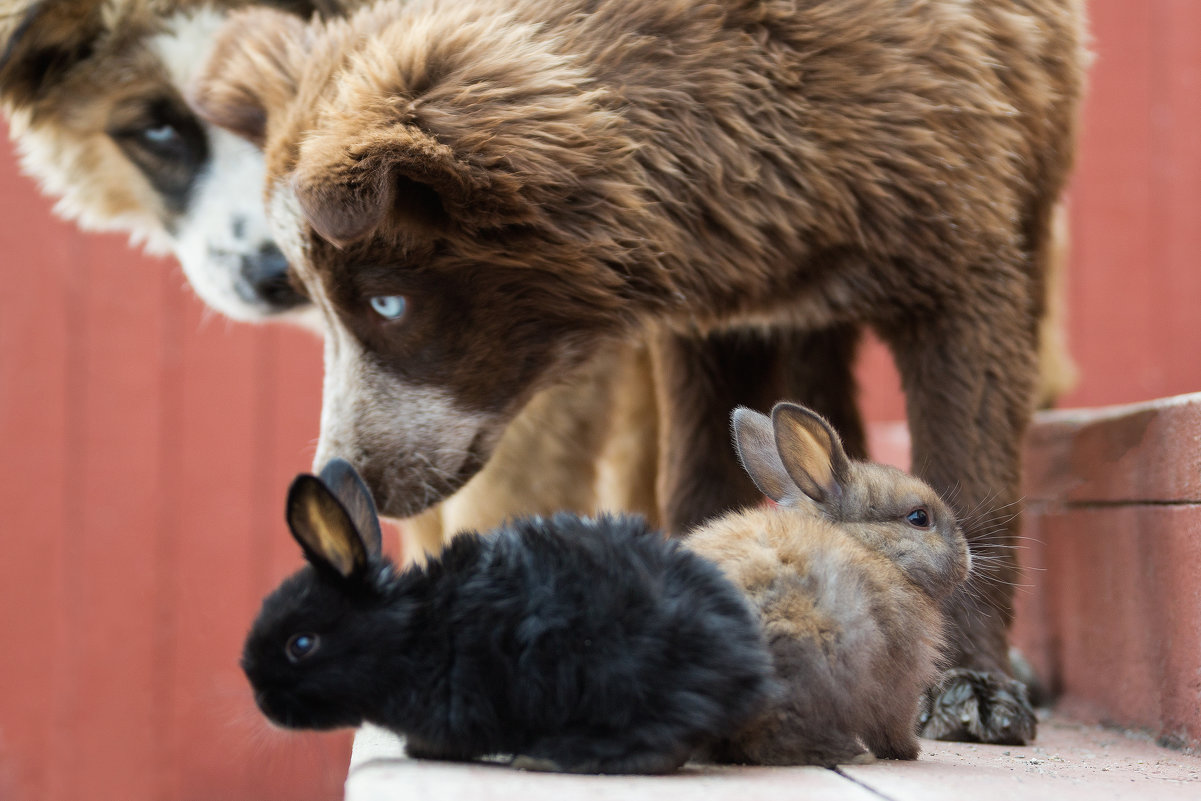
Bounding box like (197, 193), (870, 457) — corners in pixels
(0, 0), (104, 109)
(190, 7), (309, 147)
(291, 126), (490, 248)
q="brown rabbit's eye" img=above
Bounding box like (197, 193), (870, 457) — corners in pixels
(286, 633), (320, 663)
(905, 508), (931, 528)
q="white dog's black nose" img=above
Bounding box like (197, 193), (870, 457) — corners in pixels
(239, 246), (308, 312)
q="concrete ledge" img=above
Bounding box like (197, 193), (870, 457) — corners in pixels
(346, 719), (1201, 800)
(1014, 503), (1201, 746)
(1015, 393), (1201, 747)
(347, 725), (875, 800)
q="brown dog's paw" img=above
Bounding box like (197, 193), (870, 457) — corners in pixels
(919, 668), (1036, 745)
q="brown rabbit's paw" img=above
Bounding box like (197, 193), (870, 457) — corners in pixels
(919, 668), (1036, 745)
(511, 755), (566, 772)
(845, 750), (878, 766)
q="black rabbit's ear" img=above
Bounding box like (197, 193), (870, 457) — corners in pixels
(285, 474), (369, 578)
(732, 407), (799, 505)
(317, 458), (383, 556)
(771, 402), (851, 506)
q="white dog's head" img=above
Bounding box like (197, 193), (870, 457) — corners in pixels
(0, 0), (338, 322)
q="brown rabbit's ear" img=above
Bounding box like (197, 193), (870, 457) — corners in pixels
(285, 473), (371, 578)
(732, 407), (800, 505)
(316, 458), (382, 557)
(0, 0), (104, 109)
(190, 7), (310, 147)
(771, 402), (851, 506)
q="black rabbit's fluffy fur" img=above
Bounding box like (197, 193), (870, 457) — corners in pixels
(244, 501), (774, 774)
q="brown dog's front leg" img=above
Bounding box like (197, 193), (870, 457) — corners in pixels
(651, 323), (865, 534)
(778, 323), (867, 461)
(880, 290), (1039, 745)
(652, 328), (778, 534)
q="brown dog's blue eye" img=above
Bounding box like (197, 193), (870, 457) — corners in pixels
(286, 633), (320, 662)
(369, 295), (406, 320)
(905, 508), (931, 528)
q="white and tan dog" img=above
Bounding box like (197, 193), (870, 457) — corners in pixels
(0, 0), (342, 321)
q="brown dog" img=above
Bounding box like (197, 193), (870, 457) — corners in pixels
(195, 0), (1087, 743)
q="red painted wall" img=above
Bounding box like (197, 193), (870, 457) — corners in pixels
(0, 2), (1198, 799)
(0, 135), (350, 799)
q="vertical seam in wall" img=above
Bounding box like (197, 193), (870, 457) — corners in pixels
(252, 327), (276, 593)
(1148, 0), (1170, 394)
(152, 266), (184, 801)
(246, 325), (277, 792)
(51, 232), (88, 801)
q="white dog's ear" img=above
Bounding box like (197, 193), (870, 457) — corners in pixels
(190, 7), (309, 147)
(0, 0), (104, 109)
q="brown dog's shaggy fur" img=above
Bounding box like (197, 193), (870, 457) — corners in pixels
(195, 0), (1087, 743)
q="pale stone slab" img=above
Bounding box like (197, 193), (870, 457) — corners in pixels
(346, 726), (876, 801)
(348, 720), (1201, 801)
(844, 719), (1201, 801)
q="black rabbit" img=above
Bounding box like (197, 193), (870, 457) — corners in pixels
(242, 458), (774, 774)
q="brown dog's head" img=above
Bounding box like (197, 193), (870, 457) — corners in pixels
(194, 4), (661, 517)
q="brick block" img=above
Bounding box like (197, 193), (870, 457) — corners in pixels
(1026, 506), (1201, 744)
(1024, 392), (1201, 505)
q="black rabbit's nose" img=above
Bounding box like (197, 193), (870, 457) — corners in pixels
(239, 246), (308, 312)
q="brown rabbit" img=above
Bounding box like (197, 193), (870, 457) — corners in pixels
(687, 402), (971, 765)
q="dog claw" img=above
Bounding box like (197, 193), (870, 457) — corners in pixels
(920, 668), (1036, 745)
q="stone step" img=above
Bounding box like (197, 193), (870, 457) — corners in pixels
(346, 718), (1201, 800)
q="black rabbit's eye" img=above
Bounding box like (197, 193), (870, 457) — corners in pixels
(905, 508), (931, 528)
(286, 633), (320, 663)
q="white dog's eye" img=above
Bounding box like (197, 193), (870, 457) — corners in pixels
(370, 295), (407, 321)
(141, 124), (179, 146)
